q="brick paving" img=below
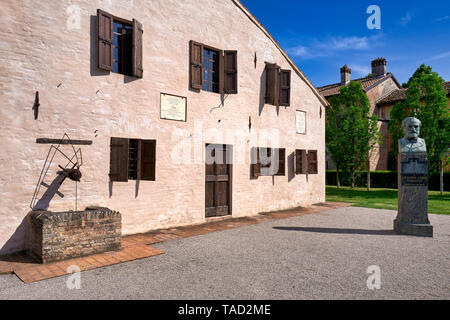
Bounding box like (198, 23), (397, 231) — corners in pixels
(0, 202), (350, 284)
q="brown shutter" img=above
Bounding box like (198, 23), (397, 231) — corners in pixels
(132, 19), (143, 78)
(190, 41), (203, 90)
(251, 147), (261, 178)
(308, 150), (318, 174)
(97, 9), (114, 71)
(223, 50), (238, 94)
(265, 63), (279, 105)
(110, 138), (129, 182)
(140, 140), (156, 181)
(218, 49), (224, 94)
(279, 70), (291, 106)
(276, 148), (286, 176)
(296, 149), (307, 174)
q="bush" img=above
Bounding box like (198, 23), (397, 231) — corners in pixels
(326, 170), (449, 191)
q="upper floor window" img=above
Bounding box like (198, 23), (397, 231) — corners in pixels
(97, 9), (143, 78)
(190, 41), (238, 94)
(265, 62), (291, 106)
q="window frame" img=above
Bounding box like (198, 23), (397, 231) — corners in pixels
(112, 19), (133, 77)
(202, 45), (221, 93)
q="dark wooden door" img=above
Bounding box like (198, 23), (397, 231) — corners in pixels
(205, 144), (232, 218)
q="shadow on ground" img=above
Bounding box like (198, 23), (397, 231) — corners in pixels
(273, 226), (396, 236)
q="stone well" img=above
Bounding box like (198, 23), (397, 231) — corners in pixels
(26, 207), (121, 264)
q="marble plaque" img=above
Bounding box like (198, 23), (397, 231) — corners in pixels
(296, 110), (306, 134)
(160, 93), (187, 122)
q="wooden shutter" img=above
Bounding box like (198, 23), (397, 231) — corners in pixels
(251, 147), (261, 178)
(279, 70), (291, 106)
(97, 9), (114, 71)
(223, 51), (238, 94)
(132, 19), (143, 78)
(110, 138), (129, 182)
(140, 140), (156, 181)
(276, 148), (286, 176)
(296, 149), (307, 174)
(308, 150), (318, 174)
(190, 41), (203, 90)
(265, 63), (279, 105)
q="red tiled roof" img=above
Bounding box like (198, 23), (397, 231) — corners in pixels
(317, 74), (394, 97)
(444, 81), (450, 94)
(376, 88), (407, 105)
(377, 81), (450, 105)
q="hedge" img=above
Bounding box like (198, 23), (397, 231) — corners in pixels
(326, 170), (449, 191)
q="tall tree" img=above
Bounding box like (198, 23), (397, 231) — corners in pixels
(326, 81), (380, 188)
(389, 65), (449, 177)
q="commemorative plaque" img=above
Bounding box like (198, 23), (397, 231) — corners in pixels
(160, 93), (187, 122)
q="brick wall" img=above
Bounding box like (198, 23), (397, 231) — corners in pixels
(27, 207), (121, 263)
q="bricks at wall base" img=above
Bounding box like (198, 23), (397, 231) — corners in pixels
(26, 207), (122, 264)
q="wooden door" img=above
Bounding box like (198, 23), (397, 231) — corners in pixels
(205, 144), (232, 218)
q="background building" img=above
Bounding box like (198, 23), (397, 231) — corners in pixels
(318, 58), (402, 171)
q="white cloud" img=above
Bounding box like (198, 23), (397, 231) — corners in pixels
(286, 34), (383, 59)
(351, 65), (371, 77)
(422, 51), (450, 62)
(436, 16), (450, 22)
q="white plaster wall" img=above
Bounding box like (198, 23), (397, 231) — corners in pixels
(0, 0), (326, 254)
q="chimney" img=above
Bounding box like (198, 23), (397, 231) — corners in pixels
(371, 58), (387, 78)
(340, 64), (351, 85)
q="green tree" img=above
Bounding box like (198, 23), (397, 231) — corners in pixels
(326, 81), (381, 188)
(389, 64), (449, 175)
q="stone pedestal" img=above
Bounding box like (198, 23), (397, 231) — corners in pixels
(394, 152), (433, 237)
(26, 207), (122, 263)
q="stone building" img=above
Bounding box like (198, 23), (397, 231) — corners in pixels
(318, 58), (402, 171)
(0, 0), (328, 255)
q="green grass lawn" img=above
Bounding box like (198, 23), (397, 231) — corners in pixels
(326, 186), (450, 215)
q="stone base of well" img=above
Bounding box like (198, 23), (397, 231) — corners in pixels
(394, 219), (433, 238)
(26, 207), (121, 264)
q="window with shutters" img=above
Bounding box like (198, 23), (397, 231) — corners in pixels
(97, 9), (143, 78)
(189, 41), (238, 94)
(265, 62), (291, 106)
(110, 137), (156, 182)
(251, 147), (286, 178)
(295, 149), (318, 175)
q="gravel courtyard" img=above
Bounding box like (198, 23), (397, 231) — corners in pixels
(0, 207), (448, 300)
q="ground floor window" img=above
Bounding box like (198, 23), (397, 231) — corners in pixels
(109, 137), (156, 182)
(251, 147), (286, 178)
(296, 150), (318, 174)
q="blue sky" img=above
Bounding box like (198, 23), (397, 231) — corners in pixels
(240, 0), (450, 87)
